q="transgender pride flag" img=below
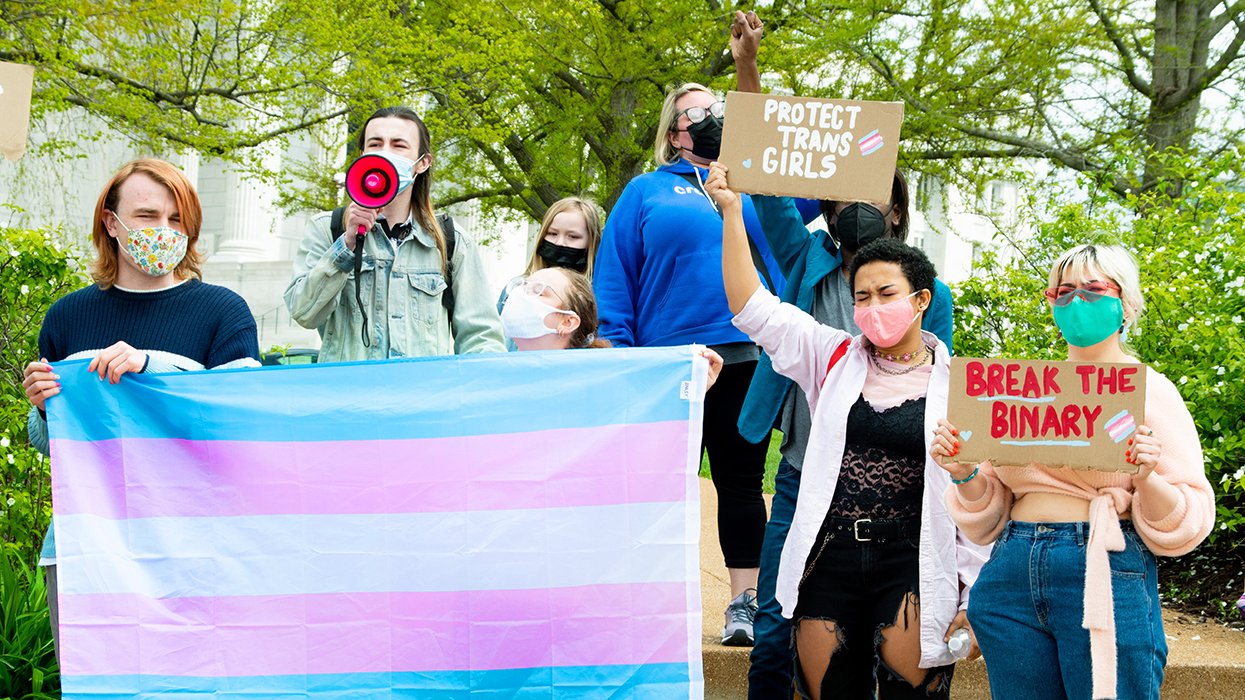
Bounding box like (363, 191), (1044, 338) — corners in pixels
(47, 347), (705, 698)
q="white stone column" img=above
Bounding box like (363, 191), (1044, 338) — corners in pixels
(207, 147), (280, 262)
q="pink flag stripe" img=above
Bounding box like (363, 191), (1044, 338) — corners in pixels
(1107, 416), (1135, 441)
(50, 421), (690, 519)
(58, 582), (693, 678)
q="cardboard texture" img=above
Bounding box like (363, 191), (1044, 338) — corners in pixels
(948, 357), (1147, 473)
(718, 90), (903, 203)
(0, 61), (35, 162)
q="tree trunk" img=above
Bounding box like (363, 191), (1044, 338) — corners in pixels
(1143, 0), (1215, 195)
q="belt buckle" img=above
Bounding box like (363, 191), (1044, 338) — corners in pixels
(853, 518), (872, 542)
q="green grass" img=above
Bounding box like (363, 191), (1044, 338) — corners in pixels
(698, 430), (783, 494)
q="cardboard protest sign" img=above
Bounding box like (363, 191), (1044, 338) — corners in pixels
(0, 61), (35, 162)
(948, 357), (1147, 473)
(718, 90), (903, 203)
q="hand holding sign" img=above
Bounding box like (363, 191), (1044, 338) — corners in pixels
(930, 418), (976, 480)
(1127, 424), (1163, 478)
(703, 162), (738, 212)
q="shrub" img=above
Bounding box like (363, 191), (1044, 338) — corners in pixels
(0, 548), (59, 698)
(952, 150), (1245, 617)
(0, 227), (87, 567)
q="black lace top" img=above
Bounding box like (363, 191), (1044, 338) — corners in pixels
(827, 394), (928, 520)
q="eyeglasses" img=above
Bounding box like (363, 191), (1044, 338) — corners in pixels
(674, 101), (726, 128)
(1042, 281), (1121, 306)
(507, 277), (566, 306)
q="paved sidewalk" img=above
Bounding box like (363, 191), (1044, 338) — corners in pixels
(695, 478), (1245, 699)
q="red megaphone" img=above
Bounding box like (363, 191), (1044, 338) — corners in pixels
(344, 154), (400, 232)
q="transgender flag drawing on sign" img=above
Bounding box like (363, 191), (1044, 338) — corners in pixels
(47, 347), (706, 699)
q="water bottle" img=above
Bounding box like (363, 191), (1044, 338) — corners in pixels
(947, 627), (972, 660)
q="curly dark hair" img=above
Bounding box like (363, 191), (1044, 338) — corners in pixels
(848, 238), (937, 296)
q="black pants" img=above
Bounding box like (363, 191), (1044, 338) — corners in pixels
(702, 359), (770, 569)
(793, 528), (954, 699)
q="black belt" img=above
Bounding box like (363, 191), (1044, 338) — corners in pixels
(827, 516), (918, 543)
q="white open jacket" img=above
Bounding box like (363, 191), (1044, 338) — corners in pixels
(733, 288), (990, 668)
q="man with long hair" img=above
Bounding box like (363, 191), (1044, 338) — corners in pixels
(286, 106), (504, 360)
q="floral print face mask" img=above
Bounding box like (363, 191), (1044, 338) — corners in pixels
(112, 213), (188, 277)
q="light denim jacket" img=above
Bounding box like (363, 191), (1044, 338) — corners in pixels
(285, 211), (505, 361)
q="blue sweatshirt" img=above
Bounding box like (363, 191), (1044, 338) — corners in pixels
(593, 160), (785, 348)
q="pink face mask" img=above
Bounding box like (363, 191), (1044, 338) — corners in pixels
(853, 290), (920, 348)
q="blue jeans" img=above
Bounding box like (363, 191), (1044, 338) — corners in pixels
(968, 521), (1166, 700)
(748, 458), (800, 699)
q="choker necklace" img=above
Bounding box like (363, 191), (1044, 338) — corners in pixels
(870, 344), (933, 376)
(871, 345), (926, 363)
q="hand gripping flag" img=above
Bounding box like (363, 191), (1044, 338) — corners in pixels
(47, 347), (707, 698)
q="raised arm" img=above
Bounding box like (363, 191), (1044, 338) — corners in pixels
(705, 163), (760, 314)
(731, 10), (763, 93)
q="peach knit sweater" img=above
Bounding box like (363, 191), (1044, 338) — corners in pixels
(947, 367), (1214, 699)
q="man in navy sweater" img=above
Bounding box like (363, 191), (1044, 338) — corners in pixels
(21, 158), (261, 659)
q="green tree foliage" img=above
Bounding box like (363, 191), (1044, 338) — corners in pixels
(954, 149), (1245, 537)
(5, 1), (1242, 211)
(395, 0), (792, 217)
(780, 0), (1245, 197)
(0, 228), (87, 567)
(0, 0), (400, 154)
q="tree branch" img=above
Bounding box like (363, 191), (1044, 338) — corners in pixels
(915, 147), (1029, 159)
(439, 184), (524, 207)
(1168, 5), (1245, 107)
(1087, 0), (1153, 97)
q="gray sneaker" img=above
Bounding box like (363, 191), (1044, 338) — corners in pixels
(721, 588), (757, 646)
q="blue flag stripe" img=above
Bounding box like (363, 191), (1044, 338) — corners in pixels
(49, 346), (700, 443)
(62, 662), (700, 699)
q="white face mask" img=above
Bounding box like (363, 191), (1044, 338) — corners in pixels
(501, 287), (577, 339)
(376, 150), (423, 192)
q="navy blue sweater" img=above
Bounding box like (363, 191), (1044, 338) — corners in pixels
(38, 279), (259, 369)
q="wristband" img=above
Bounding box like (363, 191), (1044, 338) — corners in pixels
(951, 464), (979, 485)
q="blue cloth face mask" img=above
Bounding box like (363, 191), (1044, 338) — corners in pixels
(1051, 292), (1125, 347)
(376, 150), (423, 192)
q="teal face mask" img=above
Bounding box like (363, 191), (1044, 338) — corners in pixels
(1051, 293), (1124, 347)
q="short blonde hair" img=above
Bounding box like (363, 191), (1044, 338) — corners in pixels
(524, 197), (603, 279)
(1049, 244), (1145, 334)
(91, 159), (204, 288)
(653, 83), (715, 165)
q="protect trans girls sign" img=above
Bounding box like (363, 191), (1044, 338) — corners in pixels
(718, 91), (903, 203)
(947, 358), (1147, 473)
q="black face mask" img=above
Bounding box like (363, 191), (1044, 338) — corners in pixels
(685, 116), (723, 160)
(833, 203), (888, 252)
(537, 238), (589, 272)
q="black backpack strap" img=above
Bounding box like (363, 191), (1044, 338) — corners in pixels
(673, 171), (777, 294)
(438, 213), (457, 328)
(330, 206), (346, 242)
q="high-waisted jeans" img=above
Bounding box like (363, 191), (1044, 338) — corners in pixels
(968, 520), (1166, 700)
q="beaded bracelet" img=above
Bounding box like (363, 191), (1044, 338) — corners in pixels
(951, 465), (980, 485)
